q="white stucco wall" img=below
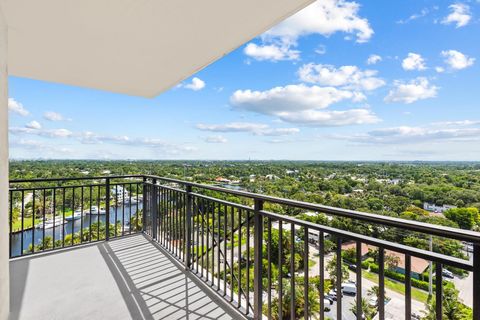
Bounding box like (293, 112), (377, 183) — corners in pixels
(0, 7), (8, 320)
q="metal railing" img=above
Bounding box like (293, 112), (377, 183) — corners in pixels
(9, 175), (480, 320)
(8, 175), (144, 258)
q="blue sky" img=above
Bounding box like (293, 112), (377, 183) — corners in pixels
(8, 0), (480, 160)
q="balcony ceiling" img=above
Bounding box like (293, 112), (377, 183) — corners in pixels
(1, 0), (314, 97)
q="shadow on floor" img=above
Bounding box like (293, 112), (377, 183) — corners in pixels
(98, 234), (242, 320)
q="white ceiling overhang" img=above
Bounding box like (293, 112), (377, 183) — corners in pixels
(1, 0), (314, 97)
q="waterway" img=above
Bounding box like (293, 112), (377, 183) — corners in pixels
(10, 202), (143, 257)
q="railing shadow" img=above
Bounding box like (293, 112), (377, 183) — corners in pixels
(99, 234), (242, 320)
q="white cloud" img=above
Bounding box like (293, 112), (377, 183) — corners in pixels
(435, 66), (445, 73)
(79, 132), (198, 154)
(204, 135), (228, 143)
(8, 98), (30, 116)
(315, 45), (327, 55)
(25, 121), (42, 130)
(384, 77), (438, 104)
(10, 139), (73, 155)
(9, 127), (73, 138)
(230, 84), (379, 126)
(441, 50), (475, 70)
(397, 8), (430, 24)
(366, 54), (382, 65)
(401, 53), (427, 71)
(196, 122), (300, 136)
(231, 84), (365, 113)
(182, 77), (206, 91)
(43, 111), (71, 121)
(441, 3), (471, 28)
(244, 43), (299, 61)
(265, 0), (373, 43)
(298, 63), (385, 91)
(274, 108), (379, 126)
(338, 121), (480, 144)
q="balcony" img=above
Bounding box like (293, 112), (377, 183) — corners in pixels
(8, 175), (480, 320)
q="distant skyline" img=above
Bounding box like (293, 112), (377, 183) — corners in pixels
(8, 0), (480, 161)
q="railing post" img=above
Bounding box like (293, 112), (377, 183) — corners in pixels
(142, 176), (147, 233)
(105, 177), (110, 241)
(253, 198), (264, 320)
(152, 178), (158, 240)
(185, 185), (192, 269)
(474, 244), (480, 320)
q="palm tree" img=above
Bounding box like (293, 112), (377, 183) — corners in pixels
(270, 279), (320, 320)
(367, 285), (388, 308)
(350, 297), (376, 320)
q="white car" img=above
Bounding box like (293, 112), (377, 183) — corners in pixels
(341, 283), (357, 295)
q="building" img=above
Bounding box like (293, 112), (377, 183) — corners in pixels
(423, 202), (457, 213)
(342, 242), (429, 279)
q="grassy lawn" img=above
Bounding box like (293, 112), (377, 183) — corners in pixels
(362, 270), (429, 303)
(11, 209), (74, 232)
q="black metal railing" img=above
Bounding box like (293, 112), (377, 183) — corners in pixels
(8, 175), (144, 258)
(9, 175), (480, 320)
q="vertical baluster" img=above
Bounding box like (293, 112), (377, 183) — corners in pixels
(253, 200), (263, 319)
(185, 186), (192, 269)
(80, 187), (84, 243)
(217, 202), (221, 290)
(42, 190), (46, 250)
(356, 241), (363, 320)
(97, 186), (100, 241)
(199, 198), (203, 275)
(223, 204), (228, 295)
(32, 190), (35, 253)
(128, 184), (132, 235)
(238, 208), (242, 309)
(105, 180), (110, 241)
(211, 201), (215, 287)
(246, 210), (251, 313)
(21, 190), (24, 254)
(267, 218), (272, 320)
(62, 188), (65, 247)
(336, 237), (342, 320)
(115, 185), (118, 238)
(405, 254), (411, 320)
(136, 183), (139, 232)
(435, 263), (443, 320)
(230, 206), (234, 302)
(89, 186), (92, 242)
(473, 244), (480, 320)
(278, 220), (283, 320)
(304, 227), (309, 320)
(122, 183), (125, 236)
(206, 200), (210, 282)
(71, 187), (75, 245)
(319, 231), (325, 320)
(290, 223), (295, 320)
(9, 190), (12, 257)
(379, 248), (385, 320)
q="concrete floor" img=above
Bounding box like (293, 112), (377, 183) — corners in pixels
(10, 234), (242, 320)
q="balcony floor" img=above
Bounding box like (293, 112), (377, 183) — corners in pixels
(10, 234), (241, 320)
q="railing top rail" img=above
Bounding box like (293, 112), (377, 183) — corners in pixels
(146, 175), (480, 244)
(9, 174), (480, 243)
(9, 174), (144, 184)
(259, 209), (473, 271)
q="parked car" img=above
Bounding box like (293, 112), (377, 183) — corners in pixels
(442, 269), (454, 279)
(327, 289), (343, 301)
(341, 282), (357, 296)
(348, 264), (357, 271)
